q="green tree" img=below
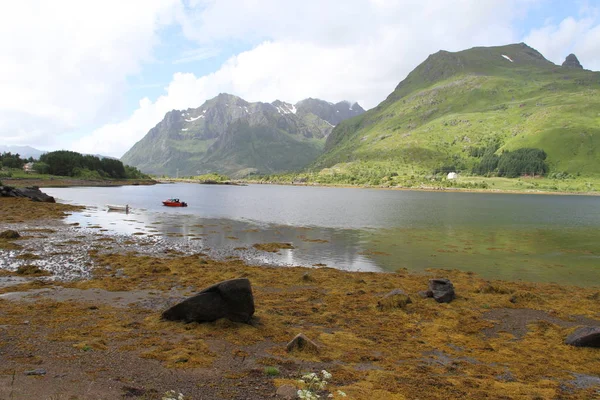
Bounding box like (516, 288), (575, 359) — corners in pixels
(33, 162), (50, 174)
(497, 148), (548, 178)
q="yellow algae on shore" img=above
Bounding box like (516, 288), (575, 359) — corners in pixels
(0, 197), (82, 222)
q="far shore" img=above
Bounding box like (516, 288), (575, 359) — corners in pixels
(251, 180), (600, 196)
(4, 175), (600, 197)
(2, 177), (157, 188)
(159, 176), (600, 197)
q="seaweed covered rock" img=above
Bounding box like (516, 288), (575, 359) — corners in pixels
(377, 289), (412, 311)
(0, 186), (55, 202)
(286, 333), (320, 354)
(427, 278), (456, 303)
(565, 326), (600, 348)
(276, 384), (297, 399)
(161, 278), (254, 323)
(0, 230), (20, 239)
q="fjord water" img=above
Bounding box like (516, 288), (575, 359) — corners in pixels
(44, 183), (600, 286)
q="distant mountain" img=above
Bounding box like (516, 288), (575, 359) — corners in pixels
(0, 145), (45, 159)
(315, 43), (600, 176)
(121, 94), (364, 177)
(296, 98), (365, 126)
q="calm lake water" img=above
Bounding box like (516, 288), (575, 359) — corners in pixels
(44, 183), (600, 287)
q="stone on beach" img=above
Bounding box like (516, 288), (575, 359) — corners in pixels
(377, 289), (412, 310)
(276, 384), (298, 399)
(427, 278), (456, 303)
(565, 326), (600, 348)
(286, 333), (320, 354)
(0, 230), (20, 239)
(161, 278), (255, 324)
(0, 186), (55, 203)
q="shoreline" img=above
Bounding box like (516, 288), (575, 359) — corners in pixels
(2, 177), (157, 188)
(3, 176), (599, 196)
(1, 197), (599, 399)
(244, 180), (600, 196)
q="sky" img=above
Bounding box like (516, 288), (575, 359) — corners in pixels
(0, 0), (599, 158)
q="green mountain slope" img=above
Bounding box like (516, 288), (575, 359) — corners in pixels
(121, 94), (364, 177)
(316, 43), (600, 177)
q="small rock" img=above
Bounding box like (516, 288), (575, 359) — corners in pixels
(565, 326), (600, 348)
(286, 333), (319, 354)
(587, 292), (600, 301)
(276, 384), (297, 399)
(509, 291), (542, 304)
(0, 230), (20, 239)
(377, 289), (412, 311)
(428, 279), (455, 303)
(495, 370), (516, 382)
(25, 369), (46, 376)
(418, 290), (432, 299)
(121, 385), (146, 397)
(302, 272), (314, 282)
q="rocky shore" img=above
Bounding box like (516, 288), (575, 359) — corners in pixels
(0, 185), (56, 202)
(2, 177), (157, 188)
(0, 196), (599, 399)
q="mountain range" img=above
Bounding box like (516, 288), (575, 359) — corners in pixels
(316, 43), (600, 177)
(124, 42), (600, 179)
(121, 95), (364, 177)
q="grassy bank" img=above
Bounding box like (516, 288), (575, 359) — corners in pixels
(0, 197), (599, 399)
(2, 175), (157, 188)
(245, 171), (600, 195)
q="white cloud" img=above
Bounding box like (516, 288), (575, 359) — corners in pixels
(172, 47), (221, 64)
(0, 0), (181, 149)
(524, 9), (600, 70)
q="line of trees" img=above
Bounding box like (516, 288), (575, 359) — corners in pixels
(472, 146), (549, 178)
(0, 152), (30, 169)
(1, 150), (147, 180)
(38, 151), (147, 179)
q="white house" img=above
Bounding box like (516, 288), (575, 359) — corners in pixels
(23, 162), (35, 173)
(447, 172), (458, 180)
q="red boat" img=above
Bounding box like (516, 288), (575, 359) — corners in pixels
(162, 198), (188, 207)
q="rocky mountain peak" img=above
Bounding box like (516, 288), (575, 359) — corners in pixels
(208, 93), (248, 108)
(271, 100), (297, 115)
(121, 93), (365, 177)
(295, 98), (365, 126)
(562, 53), (583, 69)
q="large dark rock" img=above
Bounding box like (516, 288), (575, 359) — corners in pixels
(0, 186), (55, 203)
(19, 186), (55, 202)
(428, 278), (456, 303)
(565, 326), (600, 348)
(161, 278), (254, 323)
(562, 54), (583, 69)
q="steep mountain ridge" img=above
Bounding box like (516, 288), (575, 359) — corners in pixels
(317, 43), (600, 177)
(121, 94), (364, 176)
